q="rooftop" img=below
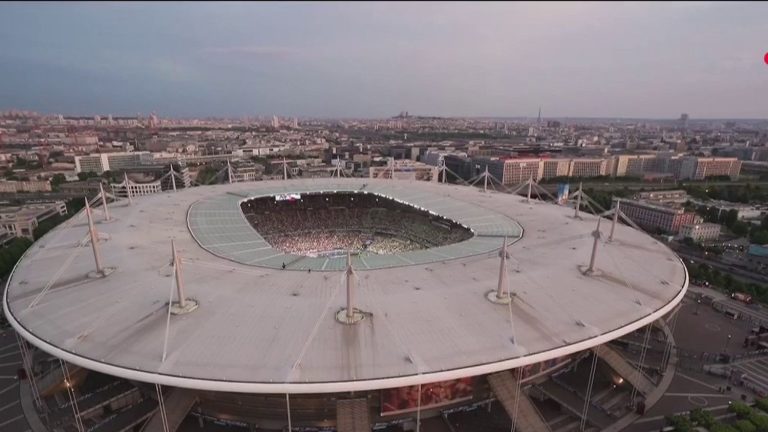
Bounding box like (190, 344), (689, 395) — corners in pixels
(5, 179), (687, 393)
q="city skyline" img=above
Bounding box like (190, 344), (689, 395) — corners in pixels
(0, 2), (767, 119)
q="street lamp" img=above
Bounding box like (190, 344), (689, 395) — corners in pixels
(695, 298), (701, 315)
(724, 334), (732, 353)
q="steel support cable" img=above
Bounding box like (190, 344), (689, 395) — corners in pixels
(155, 383), (170, 432)
(286, 393), (292, 431)
(161, 263), (176, 363)
(16, 334), (42, 409)
(287, 271), (344, 381)
(631, 324), (653, 406)
(580, 346), (600, 432)
(416, 383), (422, 432)
(59, 359), (84, 432)
(26, 234), (89, 310)
(510, 366), (524, 432)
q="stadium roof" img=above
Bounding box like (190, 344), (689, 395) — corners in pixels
(190, 184), (522, 270)
(4, 179), (687, 394)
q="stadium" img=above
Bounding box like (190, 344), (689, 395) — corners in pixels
(3, 178), (687, 432)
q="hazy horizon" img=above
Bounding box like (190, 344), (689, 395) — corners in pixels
(1, 2), (766, 119)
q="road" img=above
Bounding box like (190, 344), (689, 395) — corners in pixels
(0, 328), (30, 431)
(674, 249), (768, 286)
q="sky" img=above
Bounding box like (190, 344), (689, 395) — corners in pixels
(0, 1), (766, 119)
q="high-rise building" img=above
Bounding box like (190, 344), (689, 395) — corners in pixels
(272, 115), (280, 129)
(74, 152), (152, 174)
(679, 113), (689, 129)
(568, 158), (610, 178)
(675, 156), (741, 180)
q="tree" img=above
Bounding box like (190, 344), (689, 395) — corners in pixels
(755, 398), (768, 412)
(735, 419), (757, 432)
(690, 408), (716, 428)
(733, 222), (750, 237)
(77, 171), (99, 181)
(748, 412), (768, 432)
(710, 423), (740, 432)
(753, 230), (768, 246)
(50, 173), (67, 188)
(666, 414), (692, 432)
(730, 401), (754, 418)
(724, 209), (739, 228)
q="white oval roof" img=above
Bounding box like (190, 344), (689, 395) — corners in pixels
(4, 179), (687, 393)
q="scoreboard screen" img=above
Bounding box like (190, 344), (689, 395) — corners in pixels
(275, 193), (301, 202)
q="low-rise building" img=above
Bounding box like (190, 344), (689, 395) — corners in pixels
(0, 201), (67, 239)
(0, 180), (52, 193)
(111, 179), (162, 198)
(634, 190), (688, 205)
(680, 223), (721, 243)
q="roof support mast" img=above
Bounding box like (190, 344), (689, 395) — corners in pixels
(346, 253), (354, 322)
(168, 240), (198, 315)
(283, 158), (288, 181)
(336, 253), (364, 324)
(85, 198), (103, 275)
(609, 199), (620, 242)
(170, 164), (177, 192)
(487, 237), (513, 304)
(527, 176), (532, 203)
(586, 216), (603, 274)
(574, 182), (582, 218)
(483, 166), (489, 192)
(124, 173), (133, 205)
(98, 183), (110, 221)
(172, 240), (186, 309)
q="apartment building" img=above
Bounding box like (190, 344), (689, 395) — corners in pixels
(616, 198), (700, 234)
(569, 158), (611, 178)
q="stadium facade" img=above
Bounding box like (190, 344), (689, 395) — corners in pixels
(3, 179), (687, 432)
